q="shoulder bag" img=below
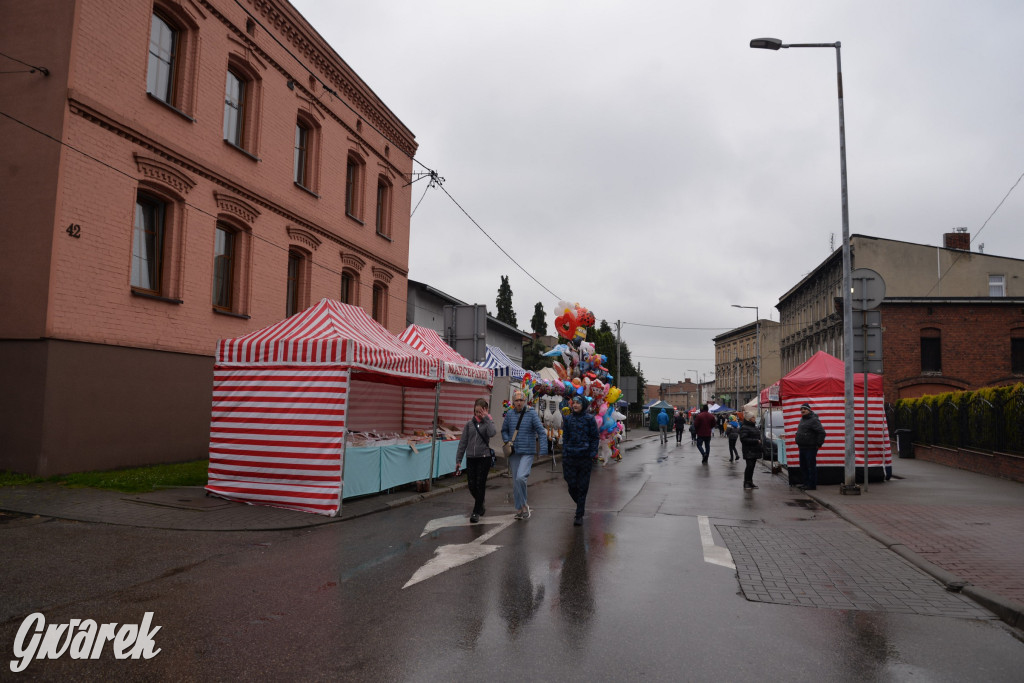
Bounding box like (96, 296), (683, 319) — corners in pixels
(502, 410), (526, 457)
(472, 419), (496, 468)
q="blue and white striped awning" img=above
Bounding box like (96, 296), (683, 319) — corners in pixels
(477, 345), (527, 379)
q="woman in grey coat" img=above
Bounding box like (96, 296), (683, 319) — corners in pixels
(455, 398), (496, 523)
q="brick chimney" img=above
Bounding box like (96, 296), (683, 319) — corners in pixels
(943, 228), (970, 251)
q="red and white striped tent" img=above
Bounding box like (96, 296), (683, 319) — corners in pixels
(206, 299), (442, 516)
(773, 351), (892, 480)
(398, 325), (493, 432)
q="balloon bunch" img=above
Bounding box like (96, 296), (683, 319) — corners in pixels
(525, 301), (625, 462)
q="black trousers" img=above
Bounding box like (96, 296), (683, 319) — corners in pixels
(562, 456), (594, 517)
(676, 426), (685, 442)
(728, 438), (739, 458)
(743, 456), (756, 483)
(465, 457), (491, 514)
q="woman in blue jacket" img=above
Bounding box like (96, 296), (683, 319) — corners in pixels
(501, 390), (545, 520)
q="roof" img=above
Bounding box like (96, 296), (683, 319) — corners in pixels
(399, 325), (493, 387)
(215, 299), (440, 383)
(477, 345), (527, 379)
(780, 351), (883, 398)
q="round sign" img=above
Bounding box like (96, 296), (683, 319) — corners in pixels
(851, 268), (885, 310)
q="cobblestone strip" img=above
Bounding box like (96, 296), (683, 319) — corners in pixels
(717, 525), (994, 619)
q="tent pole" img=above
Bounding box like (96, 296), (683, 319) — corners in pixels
(427, 382), (441, 491)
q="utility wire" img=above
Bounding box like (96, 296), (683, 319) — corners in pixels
(0, 50), (49, 76)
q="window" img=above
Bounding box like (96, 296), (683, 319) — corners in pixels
(1013, 339), (1024, 374)
(990, 274), (1006, 297)
(212, 225), (235, 310)
(346, 154), (364, 219)
(147, 13), (177, 104)
(340, 271), (353, 305)
(294, 122), (309, 187)
(372, 283), (387, 325)
(921, 329), (942, 373)
(132, 194), (165, 293)
(223, 69), (245, 147)
(286, 251), (303, 317)
(375, 175), (392, 238)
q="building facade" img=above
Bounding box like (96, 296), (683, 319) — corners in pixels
(1, 0), (417, 475)
(776, 232), (1024, 400)
(713, 319), (781, 409)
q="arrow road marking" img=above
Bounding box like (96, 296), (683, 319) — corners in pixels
(404, 514), (518, 589)
(699, 515), (735, 570)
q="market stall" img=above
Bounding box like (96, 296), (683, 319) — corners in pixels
(206, 299), (443, 516)
(771, 351), (892, 485)
(399, 325), (494, 475)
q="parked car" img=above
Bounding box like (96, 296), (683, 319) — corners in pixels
(757, 408), (786, 459)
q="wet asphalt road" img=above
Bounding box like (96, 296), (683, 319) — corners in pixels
(3, 437), (1024, 681)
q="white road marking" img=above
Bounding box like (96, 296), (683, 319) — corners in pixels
(404, 514), (518, 589)
(698, 515), (735, 570)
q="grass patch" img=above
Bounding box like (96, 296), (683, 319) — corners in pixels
(0, 460), (209, 493)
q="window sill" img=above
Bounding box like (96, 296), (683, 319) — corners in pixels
(146, 93), (195, 122)
(345, 212), (364, 226)
(294, 182), (320, 199)
(224, 140), (260, 162)
(213, 307), (251, 320)
(131, 289), (183, 304)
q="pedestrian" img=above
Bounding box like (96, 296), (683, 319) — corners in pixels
(501, 390), (545, 520)
(795, 402), (827, 491)
(717, 414), (726, 438)
(689, 419), (697, 444)
(674, 410), (688, 444)
(726, 415), (740, 461)
(454, 398), (496, 523)
(692, 404), (716, 463)
(738, 414), (763, 489)
(561, 395), (599, 526)
(657, 408), (670, 444)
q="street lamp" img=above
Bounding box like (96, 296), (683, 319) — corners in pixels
(750, 37), (857, 493)
(731, 304), (760, 418)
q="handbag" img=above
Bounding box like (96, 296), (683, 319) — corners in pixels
(472, 419), (496, 468)
(503, 409), (526, 457)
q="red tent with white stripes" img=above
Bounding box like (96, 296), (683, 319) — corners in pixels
(398, 325), (493, 432)
(206, 299), (442, 516)
(775, 351), (892, 483)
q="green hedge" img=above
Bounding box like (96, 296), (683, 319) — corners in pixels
(892, 383), (1024, 453)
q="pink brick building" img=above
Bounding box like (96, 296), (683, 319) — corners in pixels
(0, 0), (417, 475)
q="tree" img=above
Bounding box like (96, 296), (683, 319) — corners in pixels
(530, 302), (547, 336)
(590, 319), (644, 409)
(495, 275), (517, 327)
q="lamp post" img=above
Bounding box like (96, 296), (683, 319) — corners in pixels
(731, 304), (760, 418)
(750, 37), (857, 493)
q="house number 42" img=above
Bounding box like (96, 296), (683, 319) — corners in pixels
(66, 223), (81, 238)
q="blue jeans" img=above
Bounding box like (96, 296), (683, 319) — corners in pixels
(696, 436), (711, 458)
(798, 446), (818, 488)
(508, 453), (534, 509)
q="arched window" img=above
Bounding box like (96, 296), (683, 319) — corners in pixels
(372, 282), (388, 325)
(375, 175), (392, 238)
(346, 153), (365, 220)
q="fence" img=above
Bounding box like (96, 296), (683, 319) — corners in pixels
(887, 390), (1024, 454)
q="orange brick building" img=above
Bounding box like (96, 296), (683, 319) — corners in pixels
(0, 0), (417, 475)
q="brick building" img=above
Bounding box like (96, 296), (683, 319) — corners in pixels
(0, 0), (417, 474)
(713, 319), (781, 408)
(776, 232), (1024, 401)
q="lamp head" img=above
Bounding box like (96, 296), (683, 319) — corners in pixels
(750, 37), (783, 50)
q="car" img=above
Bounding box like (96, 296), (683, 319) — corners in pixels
(757, 409), (786, 459)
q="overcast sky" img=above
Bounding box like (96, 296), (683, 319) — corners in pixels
(292, 0), (1024, 387)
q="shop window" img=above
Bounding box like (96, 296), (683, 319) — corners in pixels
(375, 175), (392, 238)
(132, 193), (166, 294)
(346, 153), (365, 220)
(372, 282), (388, 325)
(1012, 338), (1024, 374)
(921, 328), (941, 373)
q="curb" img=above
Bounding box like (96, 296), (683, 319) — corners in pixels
(806, 490), (1024, 632)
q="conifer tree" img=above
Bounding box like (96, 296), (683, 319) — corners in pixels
(495, 275), (517, 327)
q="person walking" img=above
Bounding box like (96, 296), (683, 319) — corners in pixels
(674, 410), (688, 444)
(795, 402), (827, 491)
(657, 408), (670, 444)
(502, 390), (545, 520)
(726, 415), (740, 461)
(689, 419), (697, 445)
(692, 404), (716, 464)
(454, 398), (496, 523)
(738, 414), (763, 489)
(561, 395), (599, 526)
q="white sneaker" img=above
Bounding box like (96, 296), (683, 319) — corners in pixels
(516, 505), (531, 520)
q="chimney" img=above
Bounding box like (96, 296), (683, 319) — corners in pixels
(943, 227), (970, 251)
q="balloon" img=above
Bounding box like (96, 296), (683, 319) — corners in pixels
(552, 361), (567, 380)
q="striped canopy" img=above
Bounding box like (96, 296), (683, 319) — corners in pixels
(216, 299), (441, 384)
(477, 345), (527, 379)
(398, 325), (493, 387)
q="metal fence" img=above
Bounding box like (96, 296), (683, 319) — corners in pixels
(887, 392), (1024, 454)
